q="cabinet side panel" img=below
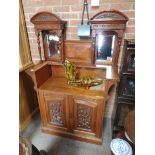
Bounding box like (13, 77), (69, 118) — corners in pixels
(19, 71), (38, 131)
(38, 91), (49, 126)
(95, 99), (105, 137)
(35, 64), (52, 88)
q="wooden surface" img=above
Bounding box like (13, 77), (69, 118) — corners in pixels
(19, 0), (38, 131)
(19, 69), (38, 131)
(64, 40), (93, 65)
(124, 110), (135, 144)
(19, 0), (32, 71)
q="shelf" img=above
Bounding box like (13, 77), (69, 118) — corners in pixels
(39, 77), (106, 99)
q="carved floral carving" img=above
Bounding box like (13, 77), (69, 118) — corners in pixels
(31, 12), (60, 23)
(92, 24), (125, 30)
(90, 10), (128, 22)
(96, 13), (121, 19)
(48, 100), (64, 125)
(36, 15), (57, 21)
(77, 104), (92, 130)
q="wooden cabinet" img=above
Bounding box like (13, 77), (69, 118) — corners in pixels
(113, 40), (135, 134)
(29, 10), (128, 144)
(30, 62), (119, 144)
(37, 78), (106, 144)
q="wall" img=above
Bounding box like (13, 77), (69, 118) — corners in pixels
(22, 0), (135, 64)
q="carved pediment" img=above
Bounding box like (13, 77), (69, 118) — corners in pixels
(90, 10), (128, 23)
(31, 12), (61, 23)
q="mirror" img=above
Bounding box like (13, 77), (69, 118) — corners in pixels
(43, 30), (62, 60)
(45, 32), (61, 58)
(96, 34), (116, 62)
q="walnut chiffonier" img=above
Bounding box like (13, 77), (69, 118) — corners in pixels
(30, 10), (128, 144)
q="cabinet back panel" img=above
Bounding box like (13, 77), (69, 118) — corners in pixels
(51, 65), (106, 79)
(51, 65), (65, 78)
(64, 40), (93, 65)
(77, 67), (106, 79)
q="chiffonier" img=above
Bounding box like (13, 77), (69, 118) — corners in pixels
(30, 10), (128, 144)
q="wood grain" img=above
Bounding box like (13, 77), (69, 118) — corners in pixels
(64, 40), (93, 65)
(19, 70), (38, 131)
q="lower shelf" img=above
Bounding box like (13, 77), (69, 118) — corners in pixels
(42, 127), (103, 145)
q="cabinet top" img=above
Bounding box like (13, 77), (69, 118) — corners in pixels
(39, 77), (106, 99)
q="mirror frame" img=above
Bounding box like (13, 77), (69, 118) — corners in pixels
(31, 12), (67, 62)
(89, 10), (128, 66)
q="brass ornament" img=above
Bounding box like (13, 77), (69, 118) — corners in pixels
(63, 59), (104, 89)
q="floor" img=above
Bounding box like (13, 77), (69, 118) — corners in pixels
(21, 86), (117, 155)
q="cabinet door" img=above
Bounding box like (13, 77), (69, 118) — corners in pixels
(41, 93), (69, 131)
(71, 96), (99, 136)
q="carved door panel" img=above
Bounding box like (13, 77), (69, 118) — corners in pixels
(72, 96), (98, 135)
(43, 93), (69, 130)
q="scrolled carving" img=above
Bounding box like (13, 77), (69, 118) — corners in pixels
(31, 12), (60, 23)
(90, 10), (128, 22)
(96, 13), (120, 19)
(48, 100), (64, 125)
(37, 15), (57, 21)
(92, 24), (125, 30)
(77, 104), (92, 130)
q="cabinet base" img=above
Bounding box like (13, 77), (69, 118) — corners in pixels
(42, 127), (103, 145)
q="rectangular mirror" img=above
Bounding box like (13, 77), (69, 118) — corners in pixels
(96, 34), (115, 63)
(42, 30), (64, 62)
(43, 31), (61, 58)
